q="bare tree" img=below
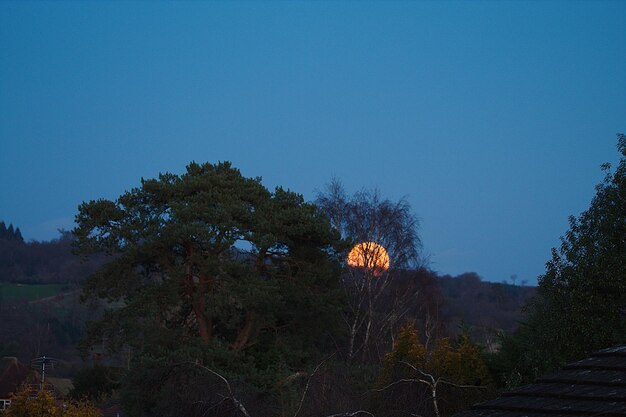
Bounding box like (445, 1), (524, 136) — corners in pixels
(373, 362), (487, 417)
(316, 180), (423, 363)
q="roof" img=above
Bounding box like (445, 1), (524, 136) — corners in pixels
(455, 345), (626, 417)
(45, 377), (74, 397)
(0, 357), (30, 398)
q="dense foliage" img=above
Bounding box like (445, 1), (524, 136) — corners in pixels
(494, 134), (626, 384)
(374, 324), (495, 417)
(0, 221), (531, 416)
(5, 385), (101, 417)
(73, 162), (344, 416)
(68, 366), (120, 402)
(0, 160), (549, 416)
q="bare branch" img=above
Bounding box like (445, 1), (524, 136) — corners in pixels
(324, 411), (375, 417)
(370, 378), (433, 392)
(436, 379), (488, 390)
(399, 361), (436, 384)
(188, 362), (253, 417)
(293, 353), (335, 417)
(399, 360), (486, 390)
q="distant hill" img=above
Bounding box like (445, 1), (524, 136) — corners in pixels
(438, 272), (536, 351)
(384, 268), (535, 351)
(0, 225), (104, 284)
(0, 221), (535, 360)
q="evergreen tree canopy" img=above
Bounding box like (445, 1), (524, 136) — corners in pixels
(0, 221), (24, 243)
(378, 325), (490, 388)
(73, 162), (344, 413)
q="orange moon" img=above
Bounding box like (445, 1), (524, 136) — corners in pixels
(347, 242), (390, 277)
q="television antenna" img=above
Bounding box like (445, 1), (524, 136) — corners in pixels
(31, 356), (58, 390)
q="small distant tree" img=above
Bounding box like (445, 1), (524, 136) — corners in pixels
(3, 385), (43, 417)
(0, 222), (24, 243)
(61, 401), (102, 417)
(381, 323), (427, 373)
(69, 366), (119, 403)
(4, 384), (100, 417)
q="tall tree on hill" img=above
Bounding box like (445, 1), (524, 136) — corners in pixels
(74, 162), (344, 415)
(0, 221), (24, 243)
(497, 134), (626, 383)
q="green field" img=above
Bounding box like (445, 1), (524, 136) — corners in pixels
(0, 283), (68, 301)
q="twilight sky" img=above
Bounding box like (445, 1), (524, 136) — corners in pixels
(1, 1), (625, 284)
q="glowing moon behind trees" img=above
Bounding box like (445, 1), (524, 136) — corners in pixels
(347, 241), (390, 276)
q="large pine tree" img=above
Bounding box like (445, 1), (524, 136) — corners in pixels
(74, 162), (344, 415)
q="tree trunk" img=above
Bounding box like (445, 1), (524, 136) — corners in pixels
(194, 303), (212, 342)
(185, 242), (213, 342)
(231, 311), (256, 351)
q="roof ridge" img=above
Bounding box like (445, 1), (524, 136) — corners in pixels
(592, 346), (626, 356)
(536, 377), (626, 387)
(473, 402), (626, 416)
(502, 391), (626, 402)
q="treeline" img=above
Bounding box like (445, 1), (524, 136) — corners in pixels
(438, 273), (535, 347)
(0, 219), (533, 366)
(0, 214), (536, 415)
(0, 221), (24, 242)
(0, 227), (104, 284)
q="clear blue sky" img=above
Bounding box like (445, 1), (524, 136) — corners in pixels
(1, 1), (625, 284)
